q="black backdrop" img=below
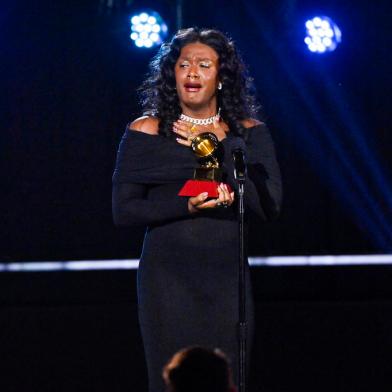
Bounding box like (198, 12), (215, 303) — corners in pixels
(1, 2), (392, 392)
(1, 0), (391, 261)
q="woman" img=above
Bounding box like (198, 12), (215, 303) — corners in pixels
(112, 27), (282, 392)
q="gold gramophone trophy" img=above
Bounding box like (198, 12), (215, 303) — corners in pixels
(178, 132), (232, 198)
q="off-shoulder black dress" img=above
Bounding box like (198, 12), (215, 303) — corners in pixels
(112, 124), (281, 392)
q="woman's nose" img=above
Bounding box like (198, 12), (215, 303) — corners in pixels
(187, 66), (199, 79)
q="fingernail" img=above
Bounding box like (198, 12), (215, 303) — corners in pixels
(202, 192), (208, 198)
(176, 138), (181, 142)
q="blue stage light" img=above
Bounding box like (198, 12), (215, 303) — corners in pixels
(305, 16), (341, 53)
(129, 11), (168, 49)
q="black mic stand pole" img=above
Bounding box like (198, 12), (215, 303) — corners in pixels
(232, 149), (247, 392)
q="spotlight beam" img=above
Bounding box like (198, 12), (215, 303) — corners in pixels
(244, 3), (392, 251)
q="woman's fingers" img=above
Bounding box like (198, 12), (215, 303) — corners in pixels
(217, 183), (235, 206)
(173, 120), (194, 139)
(188, 192), (209, 213)
(192, 184), (235, 211)
(173, 120), (198, 146)
(173, 120), (193, 134)
(189, 192), (208, 206)
(173, 118), (227, 146)
(215, 184), (236, 207)
(173, 124), (189, 138)
(219, 183), (229, 201)
(176, 137), (192, 147)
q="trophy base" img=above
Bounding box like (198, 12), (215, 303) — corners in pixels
(194, 167), (222, 182)
(178, 180), (232, 198)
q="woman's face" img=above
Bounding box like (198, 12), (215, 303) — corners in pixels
(175, 42), (220, 113)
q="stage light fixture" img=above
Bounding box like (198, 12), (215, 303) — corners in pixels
(305, 16), (341, 53)
(130, 11), (168, 49)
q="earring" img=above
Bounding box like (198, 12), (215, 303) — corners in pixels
(217, 82), (222, 90)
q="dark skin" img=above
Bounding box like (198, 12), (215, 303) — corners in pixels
(130, 42), (259, 213)
(174, 43), (221, 121)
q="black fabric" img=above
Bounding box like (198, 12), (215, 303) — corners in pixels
(112, 124), (282, 392)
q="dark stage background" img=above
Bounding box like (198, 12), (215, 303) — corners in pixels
(1, 1), (392, 391)
(2, 0), (391, 261)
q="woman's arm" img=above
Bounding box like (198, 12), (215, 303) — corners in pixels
(112, 118), (192, 226)
(112, 182), (190, 227)
(112, 117), (219, 226)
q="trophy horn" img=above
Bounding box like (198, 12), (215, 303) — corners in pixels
(191, 132), (219, 158)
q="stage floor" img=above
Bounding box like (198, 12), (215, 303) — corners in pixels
(1, 258), (391, 391)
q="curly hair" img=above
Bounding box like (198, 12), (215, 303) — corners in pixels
(162, 346), (232, 392)
(139, 27), (259, 137)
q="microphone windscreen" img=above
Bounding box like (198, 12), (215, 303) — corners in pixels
(232, 148), (246, 180)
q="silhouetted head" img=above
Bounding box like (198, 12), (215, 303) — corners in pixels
(163, 346), (236, 392)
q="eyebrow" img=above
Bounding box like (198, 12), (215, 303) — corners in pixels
(178, 56), (216, 62)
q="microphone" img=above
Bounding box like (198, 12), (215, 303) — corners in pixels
(232, 148), (246, 182)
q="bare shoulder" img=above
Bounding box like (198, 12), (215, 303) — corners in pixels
(128, 116), (160, 135)
(241, 118), (263, 128)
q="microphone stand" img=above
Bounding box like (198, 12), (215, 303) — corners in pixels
(232, 149), (247, 392)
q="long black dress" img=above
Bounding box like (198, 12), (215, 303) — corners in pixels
(112, 123), (282, 392)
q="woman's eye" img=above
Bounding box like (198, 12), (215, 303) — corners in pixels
(200, 63), (211, 68)
(179, 63), (189, 68)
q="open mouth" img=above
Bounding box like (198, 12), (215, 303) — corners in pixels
(184, 82), (202, 92)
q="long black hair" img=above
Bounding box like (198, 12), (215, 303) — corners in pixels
(139, 27), (259, 137)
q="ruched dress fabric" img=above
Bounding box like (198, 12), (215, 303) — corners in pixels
(112, 124), (282, 392)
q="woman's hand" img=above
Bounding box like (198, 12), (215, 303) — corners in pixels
(188, 183), (235, 213)
(173, 117), (227, 147)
